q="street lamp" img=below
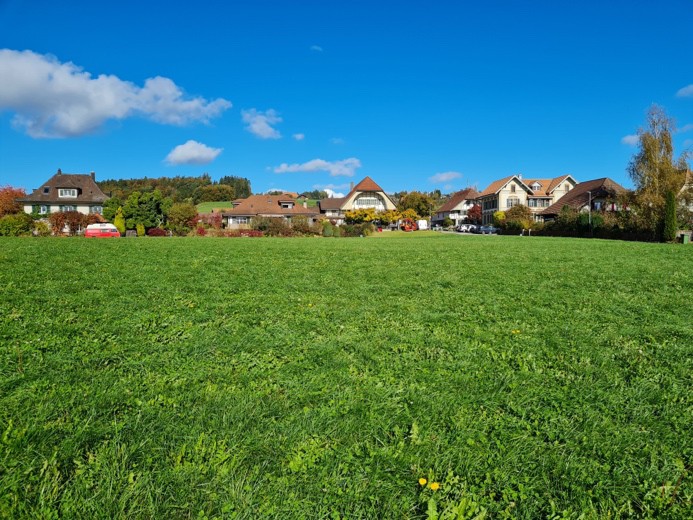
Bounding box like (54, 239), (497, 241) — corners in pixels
(587, 191), (592, 235)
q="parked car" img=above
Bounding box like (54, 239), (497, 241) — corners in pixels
(457, 224), (476, 233)
(84, 223), (121, 238)
(478, 225), (499, 234)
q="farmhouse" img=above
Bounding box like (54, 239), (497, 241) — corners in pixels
(19, 169), (109, 216)
(318, 176), (397, 224)
(541, 178), (626, 219)
(432, 187), (480, 227)
(477, 174), (578, 224)
(221, 193), (320, 228)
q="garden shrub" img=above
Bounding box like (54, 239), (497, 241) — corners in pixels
(136, 223), (146, 237)
(147, 227), (167, 237)
(322, 221), (334, 237)
(0, 212), (34, 236)
(196, 226), (207, 236)
(33, 220), (51, 237)
(252, 217), (293, 237)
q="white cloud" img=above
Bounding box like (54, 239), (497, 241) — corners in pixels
(165, 140), (222, 165)
(324, 188), (346, 198)
(273, 157), (362, 177)
(310, 45), (324, 52)
(241, 108), (282, 139)
(621, 134), (639, 146)
(0, 49), (231, 138)
(429, 171), (462, 183)
(676, 84), (693, 97)
(315, 183), (350, 190)
(293, 133), (305, 141)
(678, 123), (693, 133)
(330, 137), (345, 144)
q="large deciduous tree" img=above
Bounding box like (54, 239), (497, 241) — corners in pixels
(628, 105), (689, 238)
(397, 191), (434, 219)
(0, 186), (26, 218)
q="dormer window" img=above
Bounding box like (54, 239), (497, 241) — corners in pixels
(531, 182), (541, 191)
(280, 201), (294, 209)
(58, 188), (78, 198)
(43, 186), (50, 194)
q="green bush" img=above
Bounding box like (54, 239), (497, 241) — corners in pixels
(136, 223), (146, 237)
(0, 212), (34, 236)
(33, 220), (51, 237)
(322, 221), (334, 237)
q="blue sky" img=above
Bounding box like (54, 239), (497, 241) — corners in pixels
(1, 0), (692, 197)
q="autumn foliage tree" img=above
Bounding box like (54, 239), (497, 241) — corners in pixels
(0, 186), (26, 218)
(628, 105), (689, 239)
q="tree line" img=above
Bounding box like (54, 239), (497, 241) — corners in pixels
(97, 174), (252, 203)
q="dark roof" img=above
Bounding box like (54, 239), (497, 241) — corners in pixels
(20, 170), (108, 204)
(318, 197), (347, 211)
(222, 195), (319, 217)
(436, 188), (480, 212)
(541, 178), (626, 216)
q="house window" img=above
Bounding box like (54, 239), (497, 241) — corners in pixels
(280, 202), (294, 209)
(230, 216), (248, 224)
(531, 182), (541, 191)
(40, 205), (49, 215)
(594, 201), (602, 211)
(528, 199), (537, 207)
(59, 205), (76, 212)
(43, 186), (50, 194)
(354, 192), (385, 210)
(564, 184), (570, 192)
(90, 206), (103, 214)
(510, 184), (516, 193)
(506, 197), (520, 208)
(58, 188), (77, 198)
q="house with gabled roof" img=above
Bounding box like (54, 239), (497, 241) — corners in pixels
(318, 176), (397, 224)
(19, 169), (109, 216)
(221, 193), (320, 228)
(432, 188), (480, 226)
(540, 178), (626, 219)
(477, 174), (578, 224)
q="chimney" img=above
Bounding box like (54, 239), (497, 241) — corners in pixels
(303, 201), (307, 208)
(350, 181), (354, 191)
(90, 171), (95, 180)
(517, 173), (522, 180)
(57, 168), (62, 175)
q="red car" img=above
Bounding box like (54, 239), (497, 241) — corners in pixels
(84, 223), (121, 238)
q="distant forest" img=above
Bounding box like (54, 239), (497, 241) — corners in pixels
(97, 174), (252, 203)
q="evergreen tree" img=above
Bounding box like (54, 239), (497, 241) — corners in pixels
(663, 190), (678, 242)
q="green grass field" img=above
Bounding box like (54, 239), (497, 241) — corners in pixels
(196, 201), (236, 213)
(1, 234), (691, 518)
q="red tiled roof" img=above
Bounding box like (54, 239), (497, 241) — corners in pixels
(546, 175), (571, 194)
(318, 176), (394, 211)
(222, 195), (319, 217)
(540, 178), (626, 216)
(523, 179), (554, 197)
(478, 175), (516, 197)
(436, 188), (480, 212)
(352, 176), (384, 192)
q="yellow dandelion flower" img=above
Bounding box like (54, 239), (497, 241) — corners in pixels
(418, 478), (427, 486)
(430, 482), (440, 491)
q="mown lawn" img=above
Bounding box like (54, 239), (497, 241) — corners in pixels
(0, 234), (691, 518)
